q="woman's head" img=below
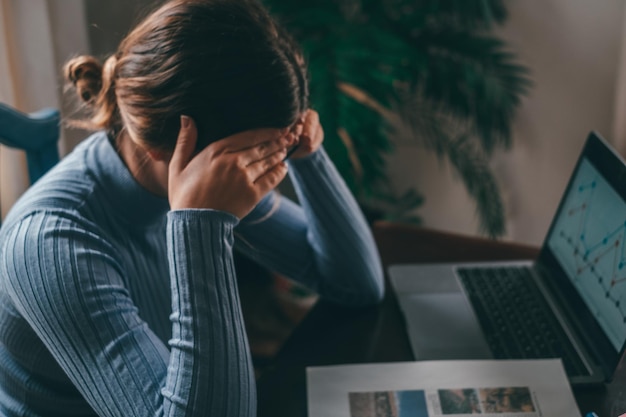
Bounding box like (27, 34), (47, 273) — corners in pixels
(65, 0), (308, 151)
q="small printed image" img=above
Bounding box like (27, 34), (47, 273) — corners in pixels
(479, 387), (535, 413)
(349, 390), (428, 417)
(438, 389), (481, 414)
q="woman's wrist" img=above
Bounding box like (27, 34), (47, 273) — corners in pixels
(167, 208), (240, 226)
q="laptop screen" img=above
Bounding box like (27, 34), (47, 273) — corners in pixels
(547, 157), (626, 351)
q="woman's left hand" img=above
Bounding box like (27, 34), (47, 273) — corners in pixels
(287, 109), (324, 160)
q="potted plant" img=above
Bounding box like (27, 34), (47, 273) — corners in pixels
(264, 0), (531, 237)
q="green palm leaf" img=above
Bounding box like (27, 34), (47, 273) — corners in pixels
(265, 0), (531, 237)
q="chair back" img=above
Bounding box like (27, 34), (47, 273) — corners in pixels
(0, 102), (60, 184)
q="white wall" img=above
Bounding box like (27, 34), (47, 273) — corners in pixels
(0, 0), (89, 141)
(0, 0), (89, 218)
(4, 1), (625, 244)
(386, 0), (626, 246)
(0, 0), (27, 218)
(48, 0), (91, 153)
(0, 0), (60, 217)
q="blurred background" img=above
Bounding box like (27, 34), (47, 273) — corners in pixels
(2, 0), (625, 246)
(2, 0), (626, 371)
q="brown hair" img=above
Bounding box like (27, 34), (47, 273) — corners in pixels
(64, 0), (308, 150)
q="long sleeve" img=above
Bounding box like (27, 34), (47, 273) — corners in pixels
(0, 131), (383, 417)
(165, 210), (255, 416)
(235, 147), (384, 306)
(1, 209), (255, 417)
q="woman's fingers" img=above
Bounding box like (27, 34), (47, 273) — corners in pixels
(207, 127), (294, 167)
(169, 115), (208, 211)
(253, 161), (289, 194)
(302, 109), (319, 138)
(288, 109), (324, 159)
(301, 110), (323, 151)
(243, 137), (290, 167)
(224, 127), (289, 153)
(248, 147), (287, 180)
(170, 115), (198, 175)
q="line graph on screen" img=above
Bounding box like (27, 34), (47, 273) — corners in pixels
(548, 159), (626, 349)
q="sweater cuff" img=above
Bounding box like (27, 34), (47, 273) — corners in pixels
(167, 208), (240, 226)
(166, 209), (240, 291)
(286, 145), (326, 168)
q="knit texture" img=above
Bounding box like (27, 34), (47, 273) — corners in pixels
(0, 131), (383, 417)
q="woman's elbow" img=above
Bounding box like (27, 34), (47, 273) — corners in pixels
(341, 284), (385, 307)
(359, 271), (386, 306)
(359, 258), (386, 305)
(326, 267), (386, 307)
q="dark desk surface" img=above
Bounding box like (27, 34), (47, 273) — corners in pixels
(257, 222), (626, 417)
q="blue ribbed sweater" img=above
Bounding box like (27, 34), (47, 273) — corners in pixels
(0, 131), (384, 417)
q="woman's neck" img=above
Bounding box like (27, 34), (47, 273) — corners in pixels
(115, 131), (170, 198)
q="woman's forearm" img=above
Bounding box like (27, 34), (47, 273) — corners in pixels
(286, 148), (384, 305)
(165, 210), (256, 416)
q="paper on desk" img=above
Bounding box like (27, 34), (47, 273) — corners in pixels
(307, 359), (580, 417)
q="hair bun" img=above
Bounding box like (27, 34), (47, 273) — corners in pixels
(64, 56), (103, 104)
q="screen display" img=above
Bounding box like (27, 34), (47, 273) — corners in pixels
(547, 158), (626, 351)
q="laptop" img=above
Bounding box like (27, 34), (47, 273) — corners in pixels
(389, 131), (626, 386)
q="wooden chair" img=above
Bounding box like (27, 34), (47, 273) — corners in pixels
(0, 102), (60, 184)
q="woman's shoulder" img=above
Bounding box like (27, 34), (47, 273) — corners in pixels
(0, 132), (111, 234)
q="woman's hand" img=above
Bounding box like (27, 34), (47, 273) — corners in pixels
(287, 109), (324, 160)
(168, 115), (291, 218)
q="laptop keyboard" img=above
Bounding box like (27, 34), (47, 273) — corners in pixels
(457, 266), (590, 378)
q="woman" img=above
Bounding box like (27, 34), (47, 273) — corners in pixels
(0, 0), (383, 416)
